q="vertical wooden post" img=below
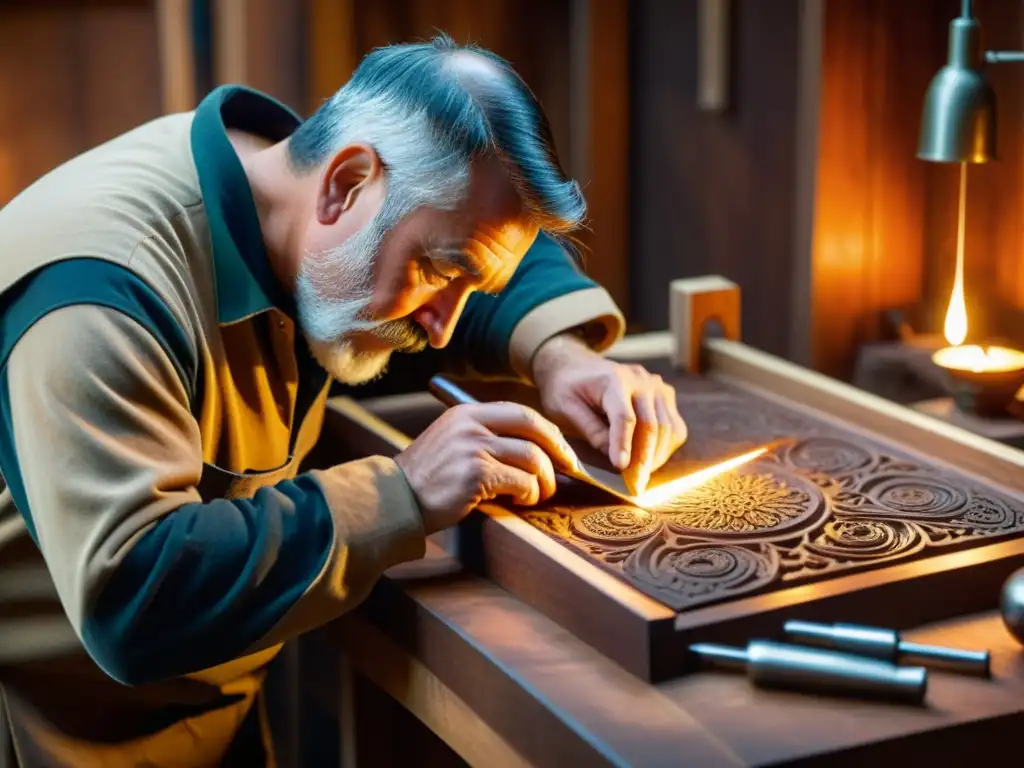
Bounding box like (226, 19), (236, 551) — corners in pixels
(212, 0), (247, 85)
(155, 0), (196, 114)
(697, 0), (731, 112)
(789, 0), (825, 367)
(568, 0), (630, 315)
(669, 275), (741, 372)
(308, 0), (358, 114)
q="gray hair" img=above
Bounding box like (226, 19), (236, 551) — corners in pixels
(288, 34), (587, 239)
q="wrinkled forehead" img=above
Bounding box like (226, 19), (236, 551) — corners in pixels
(426, 161), (541, 288)
(465, 218), (540, 289)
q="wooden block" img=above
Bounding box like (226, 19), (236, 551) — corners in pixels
(669, 275), (740, 372)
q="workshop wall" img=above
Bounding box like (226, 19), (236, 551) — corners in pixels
(0, 3), (162, 205)
(7, 1), (1021, 383)
(628, 0), (805, 359)
(629, 0), (1024, 380)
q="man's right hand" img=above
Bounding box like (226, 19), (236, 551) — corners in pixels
(394, 402), (582, 534)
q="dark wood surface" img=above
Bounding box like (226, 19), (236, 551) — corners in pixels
(331, 541), (1024, 767)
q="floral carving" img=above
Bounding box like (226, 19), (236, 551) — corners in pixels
(656, 472), (810, 533)
(623, 535), (779, 609)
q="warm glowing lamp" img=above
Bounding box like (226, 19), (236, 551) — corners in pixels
(930, 200), (1024, 415)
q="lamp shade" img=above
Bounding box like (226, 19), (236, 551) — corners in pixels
(917, 65), (996, 163)
(917, 15), (996, 163)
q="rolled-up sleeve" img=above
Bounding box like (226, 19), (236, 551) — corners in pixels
(446, 231), (625, 379)
(0, 262), (424, 687)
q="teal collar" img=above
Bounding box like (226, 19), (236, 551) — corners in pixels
(190, 85), (302, 324)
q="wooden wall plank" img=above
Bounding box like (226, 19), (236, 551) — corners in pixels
(307, 0), (358, 114)
(568, 0), (630, 314)
(229, 0), (305, 110)
(155, 0), (196, 114)
(787, 0), (825, 366)
(211, 0), (246, 86)
(809, 0), (939, 377)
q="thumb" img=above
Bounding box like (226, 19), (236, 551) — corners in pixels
(556, 398), (610, 454)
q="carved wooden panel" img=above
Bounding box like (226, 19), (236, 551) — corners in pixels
(521, 375), (1024, 612)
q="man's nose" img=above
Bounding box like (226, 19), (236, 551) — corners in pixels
(413, 284), (471, 348)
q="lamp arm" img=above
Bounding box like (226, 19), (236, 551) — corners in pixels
(985, 51), (1024, 64)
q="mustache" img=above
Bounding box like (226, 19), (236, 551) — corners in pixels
(372, 317), (429, 353)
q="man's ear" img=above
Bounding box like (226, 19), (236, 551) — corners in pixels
(317, 143), (382, 225)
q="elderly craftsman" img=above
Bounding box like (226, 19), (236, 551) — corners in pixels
(0, 36), (686, 766)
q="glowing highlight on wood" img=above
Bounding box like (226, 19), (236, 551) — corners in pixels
(633, 446), (769, 508)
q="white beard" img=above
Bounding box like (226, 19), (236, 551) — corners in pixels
(294, 204), (425, 385)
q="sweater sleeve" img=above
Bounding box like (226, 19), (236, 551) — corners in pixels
(0, 262), (424, 686)
(445, 231), (625, 379)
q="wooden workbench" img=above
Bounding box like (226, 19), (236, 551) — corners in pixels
(307, 277), (1024, 766)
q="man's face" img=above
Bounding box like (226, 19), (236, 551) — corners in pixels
(295, 152), (539, 385)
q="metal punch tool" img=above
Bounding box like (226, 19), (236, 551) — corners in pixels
(782, 620), (991, 677)
(688, 640), (928, 704)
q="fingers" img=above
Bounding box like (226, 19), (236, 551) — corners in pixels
(599, 366), (689, 494)
(627, 389), (658, 492)
(484, 436), (557, 502)
(602, 381), (636, 471)
(464, 401), (580, 472)
(479, 459), (543, 507)
(653, 396), (675, 468)
(661, 380), (689, 454)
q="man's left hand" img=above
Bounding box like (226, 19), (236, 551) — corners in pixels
(531, 333), (688, 495)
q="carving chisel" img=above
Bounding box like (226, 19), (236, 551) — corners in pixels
(689, 640), (928, 704)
